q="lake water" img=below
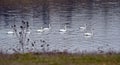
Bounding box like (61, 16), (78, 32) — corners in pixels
(0, 0), (120, 53)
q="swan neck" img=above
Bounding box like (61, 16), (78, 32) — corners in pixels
(40, 27), (43, 29)
(65, 25), (67, 30)
(49, 24), (51, 29)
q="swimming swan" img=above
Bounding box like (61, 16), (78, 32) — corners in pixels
(59, 25), (67, 33)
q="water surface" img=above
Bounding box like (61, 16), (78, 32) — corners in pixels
(0, 0), (120, 53)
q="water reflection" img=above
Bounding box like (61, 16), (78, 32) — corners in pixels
(42, 0), (50, 27)
(0, 0), (120, 53)
(59, 0), (75, 28)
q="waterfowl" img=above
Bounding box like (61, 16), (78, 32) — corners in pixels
(26, 31), (31, 34)
(7, 31), (14, 34)
(43, 24), (51, 31)
(84, 32), (93, 36)
(80, 24), (87, 31)
(37, 27), (44, 32)
(59, 25), (67, 33)
(84, 29), (94, 37)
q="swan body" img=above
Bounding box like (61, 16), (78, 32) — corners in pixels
(37, 29), (43, 32)
(84, 32), (93, 38)
(80, 24), (87, 31)
(37, 27), (44, 32)
(37, 29), (44, 32)
(43, 28), (50, 31)
(59, 25), (67, 33)
(84, 29), (94, 38)
(7, 31), (30, 34)
(37, 24), (51, 33)
(7, 31), (14, 34)
(43, 24), (51, 31)
(84, 32), (93, 36)
(26, 28), (31, 34)
(80, 27), (86, 30)
(26, 31), (31, 34)
(59, 29), (66, 32)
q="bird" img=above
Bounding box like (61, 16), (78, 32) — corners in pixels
(7, 31), (14, 34)
(7, 30), (30, 35)
(84, 29), (94, 38)
(43, 24), (51, 31)
(26, 31), (31, 34)
(25, 28), (31, 35)
(59, 25), (67, 33)
(37, 27), (44, 32)
(84, 32), (93, 36)
(79, 24), (87, 31)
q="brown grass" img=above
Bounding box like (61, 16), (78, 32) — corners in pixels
(0, 52), (120, 65)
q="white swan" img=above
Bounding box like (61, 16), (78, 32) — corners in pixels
(37, 27), (44, 32)
(7, 31), (31, 34)
(84, 29), (94, 38)
(59, 25), (67, 33)
(84, 32), (93, 36)
(26, 28), (31, 34)
(7, 31), (14, 34)
(43, 24), (51, 31)
(80, 24), (87, 31)
(26, 31), (31, 34)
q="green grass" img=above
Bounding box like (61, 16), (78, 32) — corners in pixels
(0, 53), (120, 65)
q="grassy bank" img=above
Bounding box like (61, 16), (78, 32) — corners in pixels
(0, 53), (120, 65)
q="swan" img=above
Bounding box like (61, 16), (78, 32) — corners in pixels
(26, 28), (31, 34)
(43, 24), (51, 31)
(26, 31), (31, 34)
(80, 24), (87, 31)
(84, 29), (94, 37)
(84, 32), (93, 36)
(7, 29), (31, 35)
(37, 27), (44, 32)
(59, 25), (67, 33)
(7, 31), (30, 34)
(7, 31), (14, 34)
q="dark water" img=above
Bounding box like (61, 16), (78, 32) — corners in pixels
(0, 0), (120, 53)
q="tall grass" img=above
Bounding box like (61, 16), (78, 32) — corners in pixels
(0, 52), (120, 65)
